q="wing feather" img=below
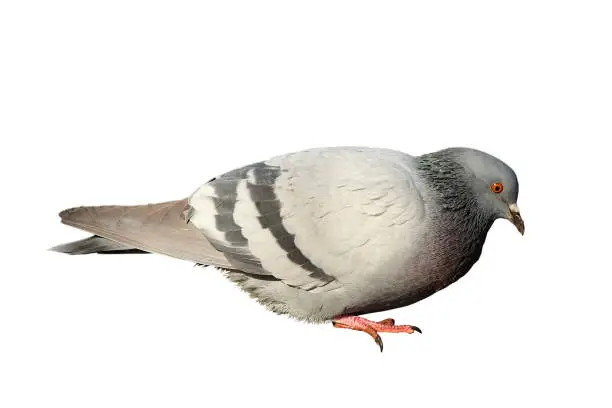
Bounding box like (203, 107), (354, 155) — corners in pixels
(188, 148), (425, 293)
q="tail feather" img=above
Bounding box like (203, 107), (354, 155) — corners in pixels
(51, 199), (231, 267)
(51, 235), (149, 255)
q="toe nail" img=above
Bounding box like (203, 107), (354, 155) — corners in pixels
(412, 326), (422, 334)
(375, 335), (383, 352)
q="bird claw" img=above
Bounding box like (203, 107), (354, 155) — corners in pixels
(332, 316), (421, 352)
(374, 334), (384, 352)
(411, 325), (422, 334)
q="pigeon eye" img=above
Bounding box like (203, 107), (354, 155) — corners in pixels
(490, 182), (504, 193)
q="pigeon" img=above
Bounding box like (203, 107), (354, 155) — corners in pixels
(52, 146), (523, 351)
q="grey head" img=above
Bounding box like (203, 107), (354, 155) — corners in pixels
(417, 147), (524, 234)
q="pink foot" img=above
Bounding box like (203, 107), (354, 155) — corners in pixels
(332, 316), (421, 352)
(376, 318), (396, 326)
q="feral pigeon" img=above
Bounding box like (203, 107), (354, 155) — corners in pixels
(52, 147), (523, 351)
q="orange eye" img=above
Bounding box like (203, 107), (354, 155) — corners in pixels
(490, 182), (504, 193)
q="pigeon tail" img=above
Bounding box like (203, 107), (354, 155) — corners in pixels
(50, 235), (148, 255)
(51, 200), (231, 267)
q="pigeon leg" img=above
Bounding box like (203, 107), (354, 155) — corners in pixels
(331, 316), (421, 352)
(332, 316), (384, 351)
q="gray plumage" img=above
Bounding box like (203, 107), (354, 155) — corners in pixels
(51, 235), (148, 254)
(52, 147), (523, 322)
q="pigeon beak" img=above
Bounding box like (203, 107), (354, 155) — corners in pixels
(508, 203), (525, 235)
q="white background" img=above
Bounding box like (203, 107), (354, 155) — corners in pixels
(1, 1), (611, 407)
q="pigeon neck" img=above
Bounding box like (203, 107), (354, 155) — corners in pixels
(415, 151), (495, 235)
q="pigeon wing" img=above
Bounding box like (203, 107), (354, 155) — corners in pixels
(188, 147), (425, 292)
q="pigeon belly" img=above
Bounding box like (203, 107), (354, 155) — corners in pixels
(223, 226), (489, 322)
(337, 215), (492, 317)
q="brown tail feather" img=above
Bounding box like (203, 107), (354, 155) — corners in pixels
(53, 199), (231, 267)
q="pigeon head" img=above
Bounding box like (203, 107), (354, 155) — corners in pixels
(418, 147), (524, 235)
(455, 148), (523, 234)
